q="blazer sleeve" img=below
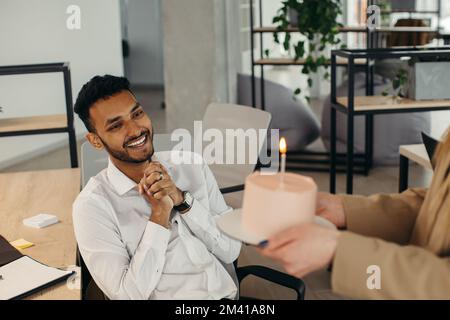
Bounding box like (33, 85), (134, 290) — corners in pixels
(338, 188), (427, 244)
(331, 232), (450, 299)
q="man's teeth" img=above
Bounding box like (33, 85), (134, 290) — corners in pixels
(127, 135), (146, 147)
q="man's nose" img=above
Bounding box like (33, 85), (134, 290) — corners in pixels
(126, 120), (142, 138)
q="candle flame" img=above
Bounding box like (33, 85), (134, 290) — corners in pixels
(280, 137), (287, 155)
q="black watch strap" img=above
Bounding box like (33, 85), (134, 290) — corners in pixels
(174, 191), (193, 212)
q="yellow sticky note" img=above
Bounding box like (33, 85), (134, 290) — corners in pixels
(10, 238), (34, 250)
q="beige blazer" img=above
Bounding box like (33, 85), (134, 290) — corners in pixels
(332, 188), (450, 299)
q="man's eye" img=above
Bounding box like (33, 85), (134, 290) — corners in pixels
(109, 123), (122, 131)
(133, 110), (144, 118)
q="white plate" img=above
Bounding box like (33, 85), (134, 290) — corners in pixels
(217, 209), (337, 245)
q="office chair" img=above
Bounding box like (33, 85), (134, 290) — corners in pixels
(77, 103), (306, 300)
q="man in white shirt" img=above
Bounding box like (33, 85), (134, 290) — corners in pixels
(73, 75), (241, 300)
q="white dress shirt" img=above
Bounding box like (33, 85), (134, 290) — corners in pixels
(73, 151), (242, 300)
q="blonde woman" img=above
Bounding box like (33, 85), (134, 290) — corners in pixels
(259, 129), (450, 299)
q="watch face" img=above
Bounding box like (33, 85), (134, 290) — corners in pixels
(184, 191), (194, 207)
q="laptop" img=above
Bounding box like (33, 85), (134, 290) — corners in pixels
(421, 132), (439, 170)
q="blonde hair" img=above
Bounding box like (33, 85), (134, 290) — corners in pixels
(410, 128), (450, 255)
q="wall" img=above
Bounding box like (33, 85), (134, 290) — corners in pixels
(0, 0), (124, 170)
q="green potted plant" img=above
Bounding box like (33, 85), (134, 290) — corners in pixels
(270, 0), (344, 102)
(382, 68), (409, 103)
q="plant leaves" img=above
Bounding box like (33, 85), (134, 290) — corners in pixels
(393, 79), (400, 90)
(305, 96), (311, 104)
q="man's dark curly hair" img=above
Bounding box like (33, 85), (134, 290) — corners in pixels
(74, 75), (132, 132)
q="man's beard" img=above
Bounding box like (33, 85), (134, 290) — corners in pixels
(99, 129), (154, 164)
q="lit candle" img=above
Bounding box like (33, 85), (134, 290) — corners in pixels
(280, 137), (287, 174)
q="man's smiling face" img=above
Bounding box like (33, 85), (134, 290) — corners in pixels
(88, 90), (154, 163)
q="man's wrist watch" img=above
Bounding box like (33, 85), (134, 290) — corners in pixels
(174, 191), (194, 213)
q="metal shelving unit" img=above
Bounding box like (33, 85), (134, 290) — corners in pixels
(248, 0), (371, 174)
(329, 47), (450, 194)
(249, 0), (370, 111)
(0, 63), (78, 168)
(248, 0), (445, 176)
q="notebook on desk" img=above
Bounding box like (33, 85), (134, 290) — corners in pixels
(0, 235), (74, 300)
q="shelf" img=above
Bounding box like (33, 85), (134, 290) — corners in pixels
(381, 10), (439, 14)
(255, 57), (367, 66)
(254, 26), (438, 34)
(0, 114), (68, 133)
(336, 96), (450, 112)
(372, 27), (438, 33)
(253, 26), (367, 33)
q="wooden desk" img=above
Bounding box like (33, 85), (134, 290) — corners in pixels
(0, 169), (81, 300)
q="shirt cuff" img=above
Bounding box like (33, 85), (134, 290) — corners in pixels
(140, 221), (171, 249)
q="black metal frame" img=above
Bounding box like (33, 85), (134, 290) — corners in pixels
(330, 46), (450, 194)
(248, 0), (371, 174)
(399, 154), (409, 193)
(0, 62), (78, 168)
(248, 1), (446, 176)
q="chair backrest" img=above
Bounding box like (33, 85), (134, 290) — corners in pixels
(202, 103), (272, 190)
(81, 142), (108, 188)
(148, 103), (273, 190)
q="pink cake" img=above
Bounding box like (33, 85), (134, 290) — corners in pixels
(241, 172), (317, 239)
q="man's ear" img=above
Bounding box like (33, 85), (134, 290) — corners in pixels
(86, 132), (104, 150)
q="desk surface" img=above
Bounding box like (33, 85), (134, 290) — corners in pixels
(0, 168), (81, 300)
(400, 144), (433, 170)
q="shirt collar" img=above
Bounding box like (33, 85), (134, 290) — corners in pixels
(106, 153), (174, 196)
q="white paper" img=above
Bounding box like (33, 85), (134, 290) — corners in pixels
(23, 214), (59, 229)
(0, 256), (72, 300)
